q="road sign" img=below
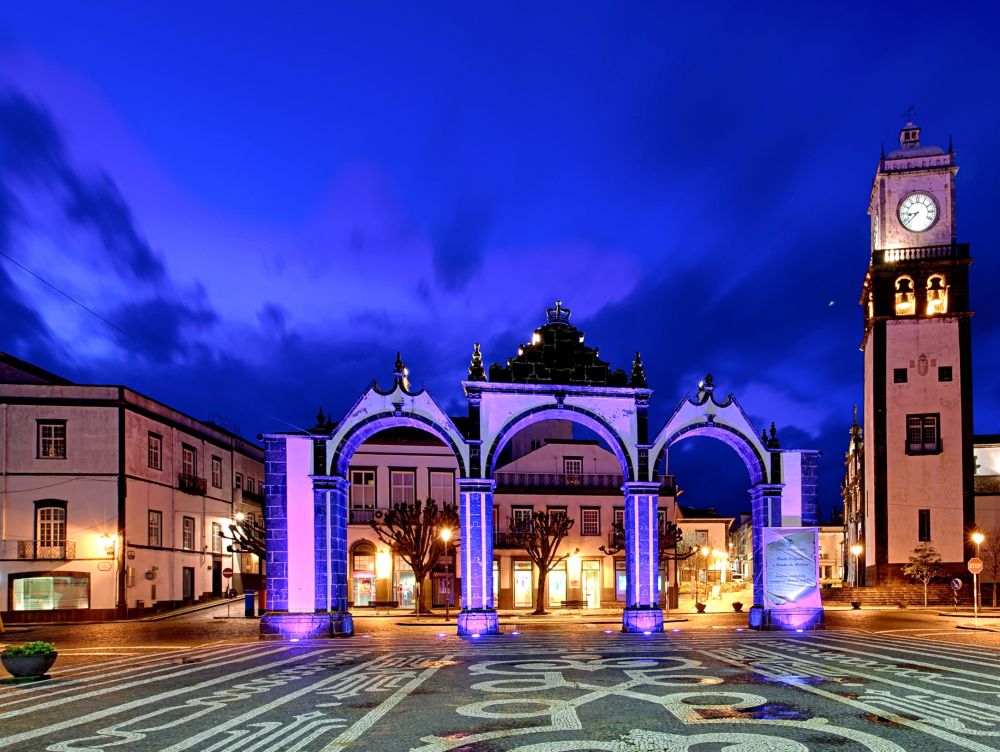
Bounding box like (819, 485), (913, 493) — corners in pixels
(222, 567), (234, 578)
(968, 558), (984, 575)
(950, 578), (963, 590)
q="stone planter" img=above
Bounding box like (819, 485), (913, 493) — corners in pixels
(1, 653), (58, 678)
(732, 602), (744, 612)
(695, 602), (707, 614)
(850, 602), (861, 610)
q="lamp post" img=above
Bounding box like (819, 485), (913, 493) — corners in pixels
(441, 528), (453, 621)
(850, 544), (863, 587)
(972, 531), (985, 619)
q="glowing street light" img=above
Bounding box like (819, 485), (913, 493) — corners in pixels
(441, 528), (453, 622)
(971, 531), (985, 617)
(850, 543), (863, 587)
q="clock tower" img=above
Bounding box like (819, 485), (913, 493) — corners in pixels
(860, 121), (974, 584)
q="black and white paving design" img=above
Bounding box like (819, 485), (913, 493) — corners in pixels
(1, 628), (998, 751)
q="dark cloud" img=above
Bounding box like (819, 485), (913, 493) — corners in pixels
(106, 293), (218, 364)
(0, 90), (165, 284)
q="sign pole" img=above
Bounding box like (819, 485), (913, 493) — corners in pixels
(968, 556), (984, 624)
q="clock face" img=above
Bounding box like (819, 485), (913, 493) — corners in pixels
(898, 192), (938, 233)
(872, 212), (879, 248)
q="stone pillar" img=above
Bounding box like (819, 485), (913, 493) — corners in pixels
(622, 481), (663, 633)
(262, 437), (288, 612)
(311, 475), (353, 636)
(749, 483), (784, 607)
(456, 479), (499, 635)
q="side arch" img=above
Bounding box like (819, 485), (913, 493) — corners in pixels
(331, 411), (468, 478)
(653, 422), (768, 486)
(483, 404), (636, 481)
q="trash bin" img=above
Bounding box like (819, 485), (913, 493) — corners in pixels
(136, 600), (145, 611)
(244, 590), (256, 618)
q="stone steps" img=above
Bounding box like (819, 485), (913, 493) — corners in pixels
(821, 584), (971, 606)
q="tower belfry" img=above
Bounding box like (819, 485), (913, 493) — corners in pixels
(860, 122), (974, 583)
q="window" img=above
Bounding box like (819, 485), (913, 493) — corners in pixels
(235, 472), (243, 489)
(613, 508), (624, 530)
(939, 366), (953, 382)
(907, 414), (940, 454)
(37, 505), (66, 545)
(211, 456), (222, 488)
(182, 516), (195, 550)
(512, 507), (533, 528)
(581, 508), (600, 536)
(893, 368), (908, 384)
(918, 509), (931, 542)
(429, 470), (455, 504)
(390, 470), (416, 506)
(148, 510), (162, 547)
(547, 506), (568, 522)
(564, 457), (583, 485)
(657, 509), (667, 534)
(695, 529), (709, 545)
(352, 542), (376, 573)
(148, 433), (162, 470)
(351, 470), (376, 508)
(212, 522), (222, 554)
(182, 445), (196, 477)
(926, 274), (948, 315)
(246, 477), (255, 494)
(894, 276), (915, 316)
(12, 573), (89, 610)
(37, 421), (66, 459)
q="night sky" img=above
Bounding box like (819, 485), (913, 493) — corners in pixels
(2, 4), (999, 521)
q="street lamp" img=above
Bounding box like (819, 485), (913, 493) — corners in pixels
(850, 544), (863, 587)
(441, 528), (453, 621)
(972, 531), (985, 618)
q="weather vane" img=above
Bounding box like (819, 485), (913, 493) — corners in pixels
(902, 104), (915, 122)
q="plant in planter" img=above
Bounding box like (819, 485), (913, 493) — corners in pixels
(897, 600), (908, 609)
(695, 602), (707, 614)
(1, 641), (58, 679)
(850, 601), (862, 610)
(732, 601), (744, 612)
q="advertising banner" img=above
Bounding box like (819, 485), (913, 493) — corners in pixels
(762, 527), (821, 611)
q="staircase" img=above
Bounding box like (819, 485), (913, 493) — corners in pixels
(821, 583), (971, 607)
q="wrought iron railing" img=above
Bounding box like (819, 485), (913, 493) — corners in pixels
(495, 471), (624, 491)
(349, 508), (377, 525)
(178, 473), (207, 495)
(16, 539), (76, 560)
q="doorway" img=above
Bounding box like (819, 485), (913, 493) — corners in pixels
(182, 567), (195, 601)
(583, 560), (601, 608)
(513, 561), (533, 607)
(212, 560), (222, 597)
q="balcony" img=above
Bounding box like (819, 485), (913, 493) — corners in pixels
(178, 472), (207, 495)
(241, 488), (264, 504)
(876, 243), (969, 265)
(493, 531), (524, 549)
(495, 471), (624, 493)
(16, 539), (76, 560)
(349, 508), (377, 525)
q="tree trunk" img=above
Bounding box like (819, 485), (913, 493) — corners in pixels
(414, 579), (422, 620)
(924, 580), (928, 607)
(534, 568), (548, 615)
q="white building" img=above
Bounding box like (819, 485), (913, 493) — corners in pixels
(0, 353), (263, 622)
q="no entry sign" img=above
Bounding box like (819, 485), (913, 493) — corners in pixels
(968, 558), (984, 575)
(222, 567), (234, 578)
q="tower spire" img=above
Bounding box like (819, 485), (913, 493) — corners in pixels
(629, 351), (648, 388)
(468, 343), (486, 381)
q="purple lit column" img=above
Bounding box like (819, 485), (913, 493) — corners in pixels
(622, 481), (663, 633)
(311, 475), (353, 636)
(749, 483), (783, 607)
(456, 479), (499, 635)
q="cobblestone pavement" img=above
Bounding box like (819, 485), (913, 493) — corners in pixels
(2, 606), (1000, 751)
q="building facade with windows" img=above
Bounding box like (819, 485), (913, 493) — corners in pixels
(0, 354), (264, 621)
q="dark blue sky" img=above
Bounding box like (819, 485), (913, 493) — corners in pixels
(2, 4), (999, 520)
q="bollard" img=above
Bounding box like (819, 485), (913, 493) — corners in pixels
(244, 590), (256, 618)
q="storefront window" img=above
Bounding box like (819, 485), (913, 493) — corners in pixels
(582, 560), (601, 608)
(493, 560), (499, 608)
(514, 561), (533, 608)
(615, 560), (626, 602)
(12, 573), (89, 610)
(548, 562), (567, 607)
(352, 543), (376, 606)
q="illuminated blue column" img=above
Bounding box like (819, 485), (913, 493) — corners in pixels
(749, 483), (783, 608)
(456, 478), (499, 635)
(312, 475), (353, 636)
(622, 481), (663, 633)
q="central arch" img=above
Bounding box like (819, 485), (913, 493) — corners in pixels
(484, 404), (636, 481)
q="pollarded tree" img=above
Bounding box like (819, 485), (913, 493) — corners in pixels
(508, 511), (574, 615)
(370, 499), (459, 615)
(903, 543), (944, 607)
(599, 518), (694, 609)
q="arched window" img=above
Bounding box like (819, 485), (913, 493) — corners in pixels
(926, 274), (949, 315)
(351, 541), (376, 574)
(894, 276), (916, 316)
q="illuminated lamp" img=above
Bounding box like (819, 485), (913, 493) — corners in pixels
(375, 550), (393, 580)
(567, 551), (582, 581)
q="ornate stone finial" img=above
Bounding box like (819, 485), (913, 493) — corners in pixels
(316, 406), (325, 427)
(630, 351), (648, 388)
(768, 422), (780, 449)
(468, 343), (486, 381)
(546, 299), (572, 326)
(393, 352), (410, 390)
(324, 415), (335, 432)
(761, 428), (768, 443)
(702, 373), (714, 392)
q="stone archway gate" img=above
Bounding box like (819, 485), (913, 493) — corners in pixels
(261, 303), (820, 638)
